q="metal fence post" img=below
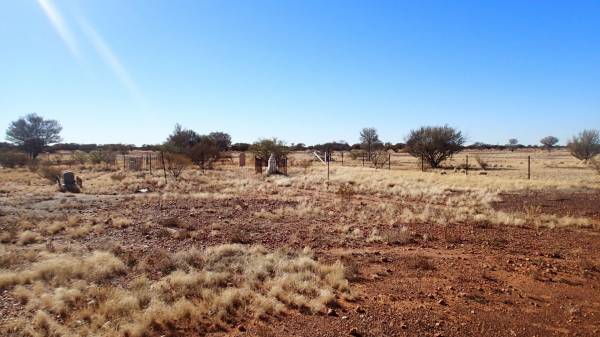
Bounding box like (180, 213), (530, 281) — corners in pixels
(327, 152), (330, 181)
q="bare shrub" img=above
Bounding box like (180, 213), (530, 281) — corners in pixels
(163, 152), (191, 181)
(383, 226), (413, 245)
(336, 183), (356, 202)
(89, 150), (116, 165)
(589, 156), (600, 175)
(138, 249), (176, 274)
(0, 151), (29, 168)
(110, 171), (127, 181)
(371, 151), (389, 169)
(32, 163), (62, 185)
(71, 150), (88, 164)
(360, 127), (382, 161)
(349, 150), (364, 160)
(158, 216), (180, 228)
(404, 255), (435, 271)
(472, 154), (488, 170)
(567, 129), (600, 162)
(296, 159), (313, 172)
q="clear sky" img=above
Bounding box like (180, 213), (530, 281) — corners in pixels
(1, 0), (598, 146)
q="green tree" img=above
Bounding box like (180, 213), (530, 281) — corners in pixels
(250, 138), (287, 161)
(208, 131), (232, 152)
(540, 136), (559, 152)
(189, 136), (221, 171)
(6, 113), (62, 158)
(405, 125), (465, 168)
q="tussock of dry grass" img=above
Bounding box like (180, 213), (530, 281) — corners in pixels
(2, 244), (351, 337)
(0, 251), (125, 289)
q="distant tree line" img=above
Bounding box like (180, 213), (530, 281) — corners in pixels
(3, 113), (599, 172)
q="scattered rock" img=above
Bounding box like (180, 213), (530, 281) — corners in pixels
(349, 328), (362, 337)
(327, 308), (338, 317)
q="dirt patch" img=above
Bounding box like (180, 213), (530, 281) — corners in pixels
(492, 190), (600, 220)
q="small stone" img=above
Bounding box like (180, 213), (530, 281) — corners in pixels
(356, 306), (366, 313)
(341, 316), (349, 320)
(327, 308), (338, 317)
(237, 325), (246, 332)
(437, 299), (447, 306)
(350, 328), (362, 336)
(400, 323), (408, 329)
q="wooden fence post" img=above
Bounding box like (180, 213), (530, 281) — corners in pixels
(160, 151), (167, 184)
(149, 153), (152, 174)
(388, 153), (391, 170)
(465, 155), (469, 175)
(341, 151), (344, 166)
(528, 155), (531, 180)
(421, 155), (424, 172)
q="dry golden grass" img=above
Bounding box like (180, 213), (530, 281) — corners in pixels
(1, 244), (351, 337)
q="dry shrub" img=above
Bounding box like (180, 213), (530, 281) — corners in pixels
(371, 151), (389, 169)
(18, 230), (42, 245)
(138, 249), (176, 274)
(589, 156), (600, 175)
(158, 216), (180, 228)
(35, 163), (62, 185)
(297, 159), (313, 172)
(580, 259), (600, 275)
(336, 183), (356, 202)
(366, 228), (383, 243)
(65, 224), (93, 239)
(473, 154), (488, 170)
(0, 151), (29, 168)
(403, 255), (435, 271)
(112, 216), (132, 228)
(110, 171), (127, 181)
(0, 247), (38, 269)
(227, 224), (252, 244)
(383, 226), (413, 245)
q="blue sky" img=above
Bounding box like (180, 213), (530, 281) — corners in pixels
(1, 0), (598, 146)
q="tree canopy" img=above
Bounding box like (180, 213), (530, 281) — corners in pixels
(6, 113), (62, 158)
(405, 125), (465, 168)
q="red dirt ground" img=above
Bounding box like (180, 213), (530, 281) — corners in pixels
(1, 188), (600, 336)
